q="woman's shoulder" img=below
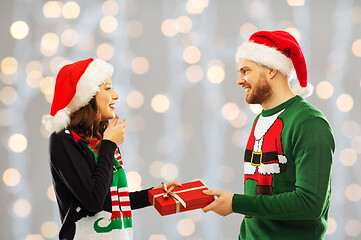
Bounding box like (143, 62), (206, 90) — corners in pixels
(50, 129), (83, 147)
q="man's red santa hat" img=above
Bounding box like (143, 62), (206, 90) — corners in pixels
(42, 58), (114, 133)
(235, 30), (313, 97)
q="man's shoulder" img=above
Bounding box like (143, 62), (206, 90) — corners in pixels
(285, 97), (328, 122)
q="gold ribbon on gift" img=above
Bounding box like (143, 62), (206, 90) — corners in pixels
(152, 183), (207, 213)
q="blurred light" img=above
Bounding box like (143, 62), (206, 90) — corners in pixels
(43, 1), (62, 18)
(182, 32), (199, 46)
(26, 70), (43, 88)
(10, 21), (29, 39)
(278, 20), (294, 30)
(345, 219), (361, 237)
(325, 217), (337, 235)
(219, 166), (235, 183)
(149, 161), (164, 179)
(207, 66), (225, 84)
(247, 1), (266, 20)
(26, 234), (44, 240)
(230, 110), (247, 128)
(47, 185), (56, 202)
(343, 120), (360, 139)
(127, 90), (144, 109)
(350, 7), (361, 24)
(177, 122), (194, 141)
(13, 199), (31, 218)
(285, 27), (301, 42)
(352, 39), (361, 57)
(78, 34), (95, 52)
(49, 57), (67, 74)
(127, 171), (142, 191)
(0, 87), (17, 105)
(161, 163), (179, 181)
(149, 234), (166, 240)
(240, 23), (257, 40)
(62, 2), (80, 19)
(351, 136), (361, 153)
(186, 0), (209, 14)
(40, 76), (55, 96)
(102, 0), (119, 16)
(336, 94), (353, 112)
(40, 33), (59, 56)
(131, 57), (149, 74)
(186, 65), (203, 83)
(61, 29), (79, 47)
(0, 72), (16, 84)
(250, 104), (262, 114)
(287, 0), (305, 6)
(207, 59), (225, 71)
(345, 184), (361, 202)
(100, 16), (118, 33)
(222, 102), (240, 121)
(316, 81), (334, 99)
(177, 218), (195, 236)
(232, 129), (248, 148)
(183, 46), (201, 64)
(128, 115), (145, 133)
(3, 168), (21, 187)
(340, 148), (357, 167)
(96, 43), (114, 61)
(1, 57), (18, 75)
(184, 209), (202, 222)
(26, 61), (43, 74)
(0, 108), (11, 126)
(8, 134), (28, 153)
(41, 221), (58, 239)
(127, 20), (143, 38)
(161, 19), (179, 37)
(176, 16), (192, 33)
(151, 94), (170, 113)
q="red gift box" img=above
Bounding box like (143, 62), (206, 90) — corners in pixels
(149, 180), (215, 216)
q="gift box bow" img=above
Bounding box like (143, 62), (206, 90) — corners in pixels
(152, 182), (208, 213)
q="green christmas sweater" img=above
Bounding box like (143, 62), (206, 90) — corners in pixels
(232, 96), (335, 240)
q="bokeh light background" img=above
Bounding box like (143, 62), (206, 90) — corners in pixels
(1, 0), (361, 239)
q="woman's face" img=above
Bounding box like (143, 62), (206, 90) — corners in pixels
(95, 78), (119, 121)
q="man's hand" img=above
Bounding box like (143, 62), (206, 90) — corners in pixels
(202, 190), (234, 216)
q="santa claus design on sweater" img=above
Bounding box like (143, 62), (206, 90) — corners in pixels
(244, 109), (287, 196)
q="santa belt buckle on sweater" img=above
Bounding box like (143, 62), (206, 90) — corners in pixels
(251, 151), (262, 166)
(113, 166), (122, 172)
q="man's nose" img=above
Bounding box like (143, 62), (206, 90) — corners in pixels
(237, 77), (244, 85)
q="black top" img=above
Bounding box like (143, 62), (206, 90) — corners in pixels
(49, 129), (151, 239)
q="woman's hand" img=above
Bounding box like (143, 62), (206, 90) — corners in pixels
(103, 114), (127, 146)
(154, 180), (182, 189)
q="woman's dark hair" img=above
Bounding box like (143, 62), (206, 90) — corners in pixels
(68, 97), (109, 144)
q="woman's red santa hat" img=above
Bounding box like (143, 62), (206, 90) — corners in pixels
(235, 30), (313, 97)
(42, 58), (114, 133)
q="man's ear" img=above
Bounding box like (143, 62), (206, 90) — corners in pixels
(267, 67), (278, 79)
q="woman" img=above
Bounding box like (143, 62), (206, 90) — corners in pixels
(42, 58), (177, 240)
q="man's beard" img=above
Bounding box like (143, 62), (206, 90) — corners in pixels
(245, 73), (272, 105)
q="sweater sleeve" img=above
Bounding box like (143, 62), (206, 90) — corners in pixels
(50, 131), (117, 213)
(232, 118), (335, 220)
(129, 188), (153, 210)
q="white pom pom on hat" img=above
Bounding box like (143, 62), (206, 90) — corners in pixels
(235, 30), (313, 98)
(42, 58), (114, 133)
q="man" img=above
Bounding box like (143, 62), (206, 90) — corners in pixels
(203, 31), (335, 240)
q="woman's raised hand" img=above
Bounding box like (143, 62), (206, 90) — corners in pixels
(103, 114), (127, 146)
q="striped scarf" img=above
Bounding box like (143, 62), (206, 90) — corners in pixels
(87, 139), (133, 231)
